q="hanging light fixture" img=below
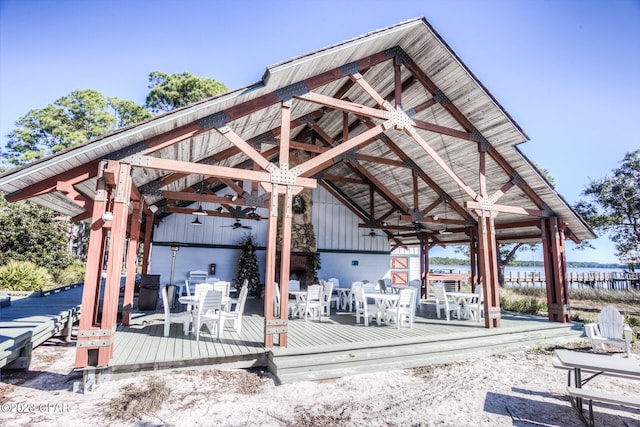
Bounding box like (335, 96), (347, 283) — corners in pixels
(439, 200), (453, 235)
(191, 217), (202, 226)
(192, 202), (207, 216)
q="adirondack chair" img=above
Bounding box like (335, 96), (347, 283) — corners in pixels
(584, 305), (633, 357)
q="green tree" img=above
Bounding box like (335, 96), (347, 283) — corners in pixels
(145, 71), (227, 113)
(108, 97), (153, 128)
(574, 150), (640, 269)
(0, 193), (72, 270)
(3, 89), (117, 165)
(236, 235), (260, 297)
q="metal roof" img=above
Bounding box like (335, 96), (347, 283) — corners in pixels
(0, 17), (595, 245)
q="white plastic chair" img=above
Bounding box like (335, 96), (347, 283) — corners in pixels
(184, 270), (208, 296)
(288, 280), (300, 292)
(378, 279), (388, 294)
(212, 280), (230, 297)
(327, 278), (340, 309)
(386, 288), (415, 329)
(362, 282), (376, 294)
(221, 283), (249, 334)
(466, 285), (484, 322)
(288, 279), (302, 318)
(194, 289), (223, 341)
(301, 284), (323, 321)
(353, 284), (382, 326)
(585, 305), (633, 357)
(321, 280), (334, 316)
(348, 281), (364, 312)
(161, 285), (191, 337)
(434, 283), (460, 321)
(408, 279), (422, 315)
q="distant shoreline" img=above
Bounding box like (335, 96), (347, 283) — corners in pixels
(429, 257), (627, 270)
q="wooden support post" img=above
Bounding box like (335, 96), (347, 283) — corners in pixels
(263, 191), (279, 348)
(98, 162), (131, 366)
(122, 201), (141, 326)
(75, 161), (132, 369)
(420, 236), (429, 298)
(75, 161), (110, 369)
(470, 229), (479, 292)
(141, 212), (153, 275)
(542, 217), (570, 322)
(477, 211), (500, 328)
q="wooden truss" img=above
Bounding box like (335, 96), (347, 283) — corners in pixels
(13, 47), (575, 367)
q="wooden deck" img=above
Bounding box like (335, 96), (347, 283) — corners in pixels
(0, 284), (82, 370)
(111, 297), (586, 383)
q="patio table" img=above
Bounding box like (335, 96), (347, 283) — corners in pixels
(553, 349), (640, 424)
(289, 290), (307, 318)
(366, 293), (400, 325)
(335, 287), (353, 311)
(446, 291), (476, 319)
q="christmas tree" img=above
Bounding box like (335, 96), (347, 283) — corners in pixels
(236, 235), (260, 297)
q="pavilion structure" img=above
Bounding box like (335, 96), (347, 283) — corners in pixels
(0, 18), (595, 369)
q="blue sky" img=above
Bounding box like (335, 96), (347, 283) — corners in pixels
(1, 0), (639, 264)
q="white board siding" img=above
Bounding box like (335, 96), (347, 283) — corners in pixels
(151, 186), (391, 284)
(316, 252), (391, 287)
(149, 245), (266, 288)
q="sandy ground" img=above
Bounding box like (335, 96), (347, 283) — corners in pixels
(1, 338), (639, 427)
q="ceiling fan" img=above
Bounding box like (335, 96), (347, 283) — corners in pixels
(221, 219), (252, 230)
(362, 228), (385, 238)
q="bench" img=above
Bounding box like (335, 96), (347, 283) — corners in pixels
(566, 386), (640, 426)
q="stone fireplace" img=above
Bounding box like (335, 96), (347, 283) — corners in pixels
(289, 251), (318, 288)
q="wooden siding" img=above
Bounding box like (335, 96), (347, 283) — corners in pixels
(151, 186), (392, 285)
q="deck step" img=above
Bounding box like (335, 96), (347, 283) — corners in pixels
(269, 322), (584, 384)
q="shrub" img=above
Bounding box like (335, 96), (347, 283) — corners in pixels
(54, 260), (86, 285)
(0, 260), (55, 291)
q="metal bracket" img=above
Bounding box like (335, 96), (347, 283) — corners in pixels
(270, 183), (279, 218)
(196, 111), (230, 130)
(433, 88), (452, 105)
(334, 148), (359, 163)
(275, 81), (309, 102)
(408, 209), (425, 223)
(265, 319), (288, 326)
(268, 163), (302, 186)
(243, 190), (269, 208)
(541, 204), (554, 217)
(488, 307), (501, 319)
(548, 303), (571, 315)
(470, 128), (491, 152)
(77, 328), (115, 337)
(339, 61), (361, 76)
(105, 141), (148, 161)
(76, 339), (113, 348)
(139, 179), (162, 196)
(114, 165), (131, 203)
(384, 46), (413, 65)
(510, 172), (525, 186)
(265, 327), (288, 335)
(477, 195), (496, 211)
(249, 131), (278, 148)
(382, 101), (416, 133)
(285, 186), (293, 218)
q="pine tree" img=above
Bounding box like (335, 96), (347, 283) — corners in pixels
(236, 235), (260, 297)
